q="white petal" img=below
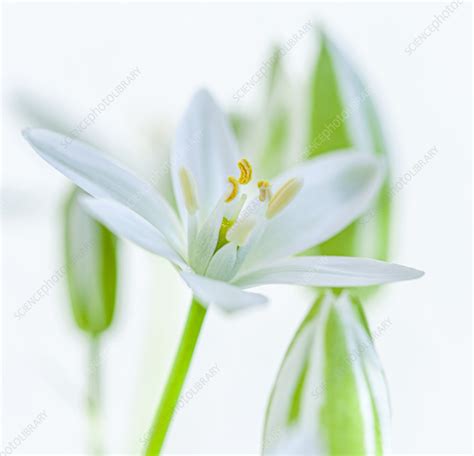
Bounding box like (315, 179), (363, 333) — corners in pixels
(234, 256), (424, 288)
(23, 128), (184, 252)
(188, 199), (225, 275)
(205, 243), (238, 282)
(180, 271), (267, 312)
(80, 197), (187, 269)
(171, 89), (241, 225)
(242, 150), (384, 269)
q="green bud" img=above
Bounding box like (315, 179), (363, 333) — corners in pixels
(305, 29), (391, 265)
(263, 290), (390, 455)
(63, 187), (118, 335)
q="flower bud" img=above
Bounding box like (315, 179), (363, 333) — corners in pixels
(63, 187), (118, 335)
(263, 290), (389, 455)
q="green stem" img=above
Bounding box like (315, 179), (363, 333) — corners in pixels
(145, 298), (206, 456)
(144, 298), (207, 455)
(87, 335), (102, 456)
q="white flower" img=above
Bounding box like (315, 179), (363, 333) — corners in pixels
(22, 89), (423, 312)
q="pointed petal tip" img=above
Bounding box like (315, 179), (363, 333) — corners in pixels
(22, 126), (50, 139)
(22, 127), (43, 144)
(316, 22), (328, 40)
(21, 127), (31, 138)
(191, 87), (216, 106)
(388, 261), (424, 281)
(408, 267), (425, 280)
(380, 263), (425, 283)
(21, 127), (64, 153)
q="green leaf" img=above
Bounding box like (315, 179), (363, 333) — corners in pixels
(63, 187), (118, 335)
(263, 291), (390, 454)
(305, 30), (391, 263)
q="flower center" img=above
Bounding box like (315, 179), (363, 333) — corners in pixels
(224, 158), (253, 203)
(179, 159), (303, 256)
(220, 161), (304, 248)
(218, 159), (259, 249)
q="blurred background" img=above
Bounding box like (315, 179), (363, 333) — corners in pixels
(1, 2), (472, 454)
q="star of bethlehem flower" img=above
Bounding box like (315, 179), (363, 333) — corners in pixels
(22, 89), (423, 312)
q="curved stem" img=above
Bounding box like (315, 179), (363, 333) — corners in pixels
(87, 334), (102, 455)
(144, 298), (207, 455)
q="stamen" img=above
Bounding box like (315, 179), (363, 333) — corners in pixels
(231, 194), (247, 221)
(224, 159), (253, 204)
(225, 176), (239, 203)
(266, 177), (303, 219)
(258, 180), (272, 202)
(238, 158), (252, 185)
(179, 167), (199, 214)
(226, 216), (257, 246)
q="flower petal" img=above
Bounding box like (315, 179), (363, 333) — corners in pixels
(180, 271), (267, 312)
(23, 128), (184, 252)
(188, 199), (225, 275)
(80, 197), (187, 269)
(205, 243), (238, 282)
(234, 256), (424, 288)
(242, 150), (384, 269)
(171, 89), (241, 225)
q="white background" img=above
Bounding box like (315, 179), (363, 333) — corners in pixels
(1, 2), (472, 454)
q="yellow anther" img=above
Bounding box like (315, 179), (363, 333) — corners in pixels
(225, 176), (240, 203)
(238, 158), (252, 185)
(225, 159), (253, 203)
(266, 177), (303, 219)
(258, 180), (272, 202)
(179, 167), (199, 214)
